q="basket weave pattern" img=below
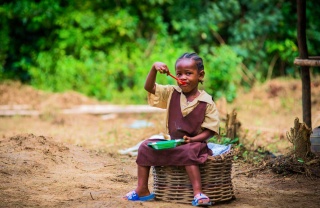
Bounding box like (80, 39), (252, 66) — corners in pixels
(152, 150), (235, 204)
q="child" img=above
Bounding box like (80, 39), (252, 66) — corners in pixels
(123, 52), (220, 206)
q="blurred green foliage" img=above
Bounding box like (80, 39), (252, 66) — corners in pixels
(0, 0), (319, 103)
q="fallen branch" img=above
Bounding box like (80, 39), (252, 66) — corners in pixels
(62, 105), (165, 114)
(0, 104), (165, 116)
(0, 109), (39, 116)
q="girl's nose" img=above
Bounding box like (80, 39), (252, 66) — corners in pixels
(179, 74), (187, 79)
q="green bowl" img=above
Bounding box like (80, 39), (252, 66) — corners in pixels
(148, 139), (184, 150)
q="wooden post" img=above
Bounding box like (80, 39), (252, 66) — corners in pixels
(225, 109), (239, 139)
(297, 0), (312, 128)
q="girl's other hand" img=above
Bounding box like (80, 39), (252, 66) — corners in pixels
(153, 62), (169, 74)
(183, 135), (193, 143)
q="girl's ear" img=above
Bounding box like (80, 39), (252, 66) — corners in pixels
(199, 70), (205, 83)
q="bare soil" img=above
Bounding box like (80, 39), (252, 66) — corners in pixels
(1, 78), (320, 208)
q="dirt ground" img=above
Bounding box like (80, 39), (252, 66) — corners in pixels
(1, 79), (320, 208)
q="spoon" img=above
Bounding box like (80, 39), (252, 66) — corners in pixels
(167, 72), (186, 85)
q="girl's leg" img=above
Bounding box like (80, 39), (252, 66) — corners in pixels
(135, 165), (151, 196)
(185, 165), (202, 195)
(185, 165), (210, 204)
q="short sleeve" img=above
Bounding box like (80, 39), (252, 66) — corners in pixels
(147, 84), (174, 109)
(201, 102), (220, 134)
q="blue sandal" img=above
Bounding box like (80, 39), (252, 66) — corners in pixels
(192, 193), (212, 206)
(124, 190), (155, 201)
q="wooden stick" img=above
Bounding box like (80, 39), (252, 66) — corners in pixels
(90, 192), (94, 200)
(294, 56), (320, 67)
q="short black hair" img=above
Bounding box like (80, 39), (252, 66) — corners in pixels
(176, 52), (204, 71)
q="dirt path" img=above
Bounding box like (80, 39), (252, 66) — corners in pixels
(1, 124), (319, 208)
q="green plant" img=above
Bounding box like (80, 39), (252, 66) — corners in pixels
(208, 136), (239, 146)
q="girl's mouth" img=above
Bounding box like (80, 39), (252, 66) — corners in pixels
(179, 81), (187, 86)
(179, 80), (186, 85)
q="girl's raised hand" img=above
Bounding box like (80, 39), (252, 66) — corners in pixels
(153, 62), (169, 74)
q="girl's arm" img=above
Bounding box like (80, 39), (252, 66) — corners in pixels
(183, 129), (215, 143)
(144, 62), (169, 94)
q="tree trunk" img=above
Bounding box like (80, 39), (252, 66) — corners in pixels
(297, 0), (312, 128)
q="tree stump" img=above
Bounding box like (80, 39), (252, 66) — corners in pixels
(286, 117), (312, 160)
(225, 109), (240, 139)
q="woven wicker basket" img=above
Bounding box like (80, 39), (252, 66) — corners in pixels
(152, 150), (235, 204)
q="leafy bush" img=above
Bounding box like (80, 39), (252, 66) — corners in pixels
(202, 45), (243, 102)
(1, 0), (320, 104)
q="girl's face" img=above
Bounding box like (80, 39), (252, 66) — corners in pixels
(175, 58), (204, 93)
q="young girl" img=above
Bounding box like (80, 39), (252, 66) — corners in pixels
(124, 52), (220, 206)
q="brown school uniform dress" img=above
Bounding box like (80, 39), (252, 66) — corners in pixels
(136, 90), (213, 166)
